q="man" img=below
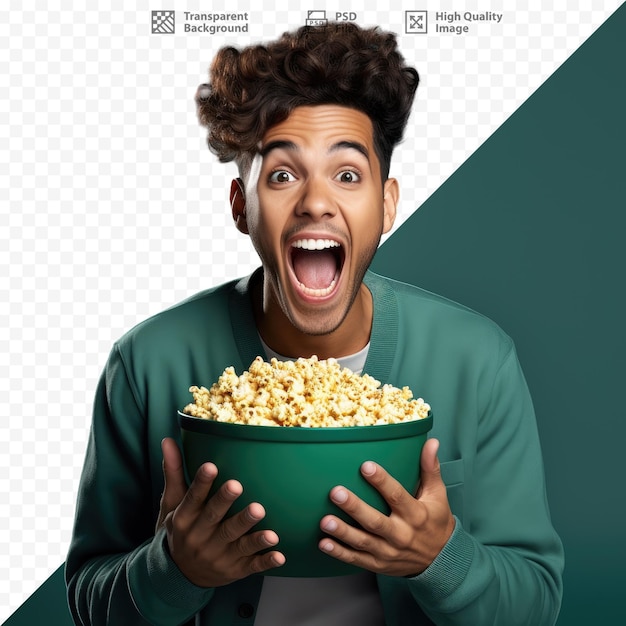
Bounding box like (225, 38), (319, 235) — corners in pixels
(66, 23), (564, 625)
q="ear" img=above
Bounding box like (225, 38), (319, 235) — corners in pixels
(382, 178), (399, 234)
(230, 178), (248, 234)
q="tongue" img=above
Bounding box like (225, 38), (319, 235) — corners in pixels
(292, 249), (337, 289)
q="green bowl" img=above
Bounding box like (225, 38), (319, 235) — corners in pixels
(178, 410), (433, 577)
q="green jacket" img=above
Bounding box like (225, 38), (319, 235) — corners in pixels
(66, 270), (564, 625)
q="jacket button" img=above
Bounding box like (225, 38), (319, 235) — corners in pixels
(237, 603), (254, 618)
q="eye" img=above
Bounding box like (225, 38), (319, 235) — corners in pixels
(269, 170), (296, 183)
(335, 170), (361, 184)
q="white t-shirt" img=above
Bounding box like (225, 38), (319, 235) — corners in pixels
(254, 340), (385, 625)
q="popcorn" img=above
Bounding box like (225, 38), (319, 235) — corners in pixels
(183, 356), (431, 427)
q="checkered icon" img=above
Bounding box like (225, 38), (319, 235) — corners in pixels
(152, 10), (175, 34)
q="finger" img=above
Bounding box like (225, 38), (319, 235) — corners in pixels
(196, 479), (244, 528)
(416, 438), (445, 498)
(359, 461), (416, 516)
(318, 536), (377, 571)
(320, 514), (382, 555)
(328, 485), (393, 538)
(174, 461), (220, 528)
(157, 438), (189, 530)
(218, 501), (267, 544)
(246, 549), (287, 575)
(161, 438), (187, 500)
(234, 529), (280, 558)
(420, 438), (440, 473)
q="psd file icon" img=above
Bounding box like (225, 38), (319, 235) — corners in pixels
(306, 10), (328, 26)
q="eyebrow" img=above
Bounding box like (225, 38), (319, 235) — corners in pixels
(259, 140), (297, 157)
(258, 139), (370, 161)
(330, 141), (370, 161)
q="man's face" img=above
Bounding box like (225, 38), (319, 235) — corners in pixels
(237, 105), (398, 349)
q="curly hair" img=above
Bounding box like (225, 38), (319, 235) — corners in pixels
(196, 22), (419, 179)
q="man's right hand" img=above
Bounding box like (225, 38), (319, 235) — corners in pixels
(156, 437), (285, 587)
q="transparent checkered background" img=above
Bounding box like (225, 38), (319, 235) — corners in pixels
(0, 0), (620, 619)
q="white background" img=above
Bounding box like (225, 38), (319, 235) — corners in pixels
(0, 1), (621, 620)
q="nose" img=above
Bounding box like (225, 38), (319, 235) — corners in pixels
(295, 176), (337, 220)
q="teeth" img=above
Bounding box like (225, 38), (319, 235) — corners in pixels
(291, 239), (340, 250)
(298, 280), (336, 297)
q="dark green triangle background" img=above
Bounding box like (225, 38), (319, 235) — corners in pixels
(373, 3), (626, 624)
(4, 5), (625, 625)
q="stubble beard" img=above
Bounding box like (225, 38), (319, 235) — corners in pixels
(276, 236), (379, 337)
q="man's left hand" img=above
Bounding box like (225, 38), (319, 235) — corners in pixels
(318, 438), (455, 577)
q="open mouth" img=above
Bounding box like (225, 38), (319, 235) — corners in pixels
(289, 238), (345, 298)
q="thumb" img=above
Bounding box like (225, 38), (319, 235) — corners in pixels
(156, 437), (188, 532)
(416, 438), (444, 498)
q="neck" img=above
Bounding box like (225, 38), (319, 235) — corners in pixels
(251, 274), (373, 360)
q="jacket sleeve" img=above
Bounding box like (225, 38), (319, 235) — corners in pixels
(404, 341), (564, 625)
(65, 345), (214, 625)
